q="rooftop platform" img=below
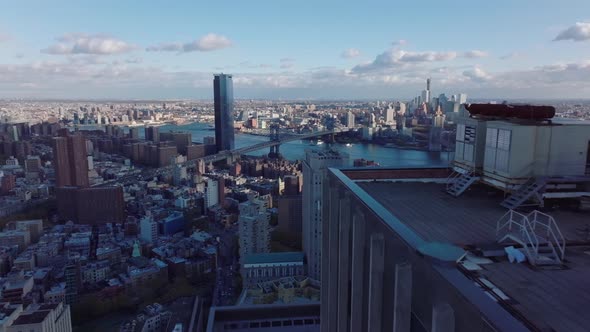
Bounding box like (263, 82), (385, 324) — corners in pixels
(357, 181), (590, 245)
(243, 252), (305, 265)
(349, 173), (590, 332)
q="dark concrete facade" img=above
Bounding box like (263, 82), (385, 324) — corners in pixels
(321, 167), (530, 332)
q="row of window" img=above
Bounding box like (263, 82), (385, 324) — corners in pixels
(246, 266), (301, 278)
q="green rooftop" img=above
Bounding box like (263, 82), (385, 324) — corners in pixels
(243, 252), (305, 265)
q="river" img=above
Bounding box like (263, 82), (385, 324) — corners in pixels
(159, 123), (452, 167)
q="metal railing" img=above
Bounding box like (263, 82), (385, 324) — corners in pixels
(528, 210), (566, 261)
(446, 166), (477, 193)
(496, 210), (539, 262)
(445, 171), (463, 192)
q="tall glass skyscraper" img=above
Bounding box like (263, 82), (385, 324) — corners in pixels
(213, 74), (235, 151)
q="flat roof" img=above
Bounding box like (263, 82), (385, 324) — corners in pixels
(12, 310), (50, 325)
(357, 181), (589, 245)
(349, 174), (590, 332)
(243, 252), (304, 265)
(207, 303), (320, 332)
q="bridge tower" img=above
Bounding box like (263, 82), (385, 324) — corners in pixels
(268, 123), (281, 158)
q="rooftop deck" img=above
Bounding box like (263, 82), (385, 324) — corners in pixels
(356, 179), (590, 332)
(358, 181), (590, 245)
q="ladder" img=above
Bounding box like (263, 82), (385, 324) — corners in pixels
(496, 210), (565, 265)
(446, 168), (479, 197)
(500, 177), (546, 210)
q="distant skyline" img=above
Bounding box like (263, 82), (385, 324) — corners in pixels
(1, 1), (590, 100)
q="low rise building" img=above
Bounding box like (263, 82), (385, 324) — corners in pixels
(0, 231), (30, 253)
(241, 252), (305, 287)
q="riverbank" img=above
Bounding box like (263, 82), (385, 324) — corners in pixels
(160, 123), (452, 167)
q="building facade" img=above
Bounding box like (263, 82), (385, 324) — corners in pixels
(6, 302), (72, 332)
(241, 252), (305, 286)
(302, 150), (347, 281)
(238, 197), (270, 265)
(53, 131), (89, 188)
(213, 74), (235, 152)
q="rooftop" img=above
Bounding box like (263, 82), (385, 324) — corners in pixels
(243, 252), (305, 265)
(11, 310), (50, 325)
(338, 167), (590, 332)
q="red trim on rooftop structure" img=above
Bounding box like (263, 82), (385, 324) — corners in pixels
(465, 104), (555, 120)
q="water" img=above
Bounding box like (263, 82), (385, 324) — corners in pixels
(160, 123), (451, 167)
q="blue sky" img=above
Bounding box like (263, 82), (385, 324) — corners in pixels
(1, 0), (590, 99)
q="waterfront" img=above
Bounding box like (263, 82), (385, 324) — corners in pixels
(159, 123), (452, 167)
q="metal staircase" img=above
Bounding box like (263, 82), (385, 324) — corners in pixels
(500, 177), (546, 210)
(446, 169), (480, 197)
(496, 210), (565, 265)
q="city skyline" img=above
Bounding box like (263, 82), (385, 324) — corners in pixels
(1, 1), (590, 99)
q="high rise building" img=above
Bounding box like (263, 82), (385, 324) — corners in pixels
(129, 127), (139, 139)
(24, 156), (41, 173)
(213, 74), (235, 152)
(140, 215), (158, 244)
(399, 102), (407, 115)
(302, 149), (348, 281)
(238, 196), (271, 265)
(53, 131), (89, 188)
(145, 126), (160, 143)
(64, 263), (80, 305)
(346, 111), (355, 128)
(205, 178), (219, 209)
(277, 195), (303, 237)
(386, 107), (395, 124)
(421, 90), (430, 106)
(457, 93), (468, 104)
(5, 302), (72, 332)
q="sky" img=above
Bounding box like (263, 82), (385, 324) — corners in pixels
(1, 0), (590, 100)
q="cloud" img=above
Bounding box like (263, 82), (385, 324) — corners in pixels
(352, 49), (456, 73)
(391, 39), (407, 46)
(146, 33), (232, 52)
(341, 48), (361, 58)
(554, 22), (590, 41)
(239, 61), (273, 69)
(280, 57), (295, 69)
(41, 33), (136, 55)
(125, 57), (142, 64)
(499, 52), (521, 60)
(3, 52), (590, 99)
(0, 33), (10, 42)
(463, 67), (492, 82)
(463, 50), (488, 58)
(400, 51), (457, 62)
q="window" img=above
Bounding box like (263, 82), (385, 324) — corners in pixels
(464, 126), (476, 143)
(484, 128), (511, 172)
(485, 128), (498, 148)
(497, 129), (511, 150)
(456, 124), (465, 142)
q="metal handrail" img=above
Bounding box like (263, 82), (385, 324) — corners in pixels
(497, 210), (539, 261)
(445, 171), (462, 191)
(528, 210), (565, 260)
(446, 166), (477, 192)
